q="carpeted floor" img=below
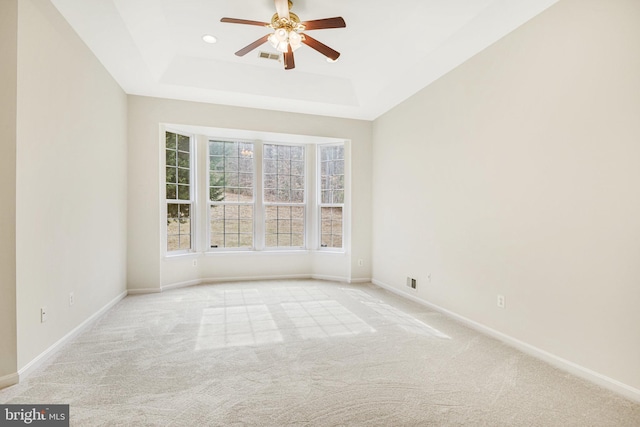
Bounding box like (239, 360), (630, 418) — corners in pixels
(1, 280), (639, 426)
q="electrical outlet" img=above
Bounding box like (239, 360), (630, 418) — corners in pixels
(192, 259), (198, 267)
(406, 277), (417, 289)
(497, 294), (506, 309)
(69, 292), (74, 306)
(357, 259), (364, 267)
(41, 307), (48, 323)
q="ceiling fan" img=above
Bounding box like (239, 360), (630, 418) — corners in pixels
(220, 0), (346, 70)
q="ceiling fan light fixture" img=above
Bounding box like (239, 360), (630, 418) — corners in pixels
(289, 31), (302, 51)
(202, 34), (217, 44)
(220, 0), (346, 70)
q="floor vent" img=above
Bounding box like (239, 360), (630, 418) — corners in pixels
(259, 51), (281, 61)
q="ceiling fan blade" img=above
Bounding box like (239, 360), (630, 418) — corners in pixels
(235, 34), (270, 57)
(301, 17), (346, 31)
(301, 34), (340, 61)
(220, 17), (270, 27)
(283, 44), (295, 70)
(274, 0), (290, 20)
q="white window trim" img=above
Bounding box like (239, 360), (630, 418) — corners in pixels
(163, 128), (196, 257)
(317, 143), (346, 252)
(206, 138), (257, 252)
(160, 126), (350, 258)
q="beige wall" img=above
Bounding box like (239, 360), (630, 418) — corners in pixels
(0, 0), (19, 385)
(372, 0), (640, 393)
(128, 96), (372, 290)
(15, 0), (128, 369)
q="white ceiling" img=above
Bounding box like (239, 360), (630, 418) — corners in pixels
(51, 0), (559, 121)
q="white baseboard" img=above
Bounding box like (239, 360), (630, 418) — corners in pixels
(311, 274), (348, 283)
(162, 279), (202, 291)
(348, 277), (372, 284)
(0, 373), (19, 390)
(18, 290), (128, 380)
(372, 279), (640, 404)
(200, 274), (313, 284)
(127, 288), (162, 295)
(160, 275), (371, 290)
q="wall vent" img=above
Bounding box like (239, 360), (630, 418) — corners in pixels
(258, 51), (281, 61)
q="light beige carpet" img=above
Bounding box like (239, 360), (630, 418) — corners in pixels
(1, 280), (639, 426)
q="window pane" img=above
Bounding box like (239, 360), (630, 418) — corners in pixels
(179, 204), (190, 219)
(225, 219), (239, 233)
(265, 203), (305, 248)
(226, 156), (238, 172)
(166, 184), (177, 200)
(291, 190), (304, 203)
(166, 167), (177, 183)
(239, 234), (253, 247)
(277, 160), (290, 175)
(292, 175), (304, 190)
(167, 218), (179, 235)
(239, 205), (253, 218)
(291, 206), (304, 219)
(319, 144), (345, 235)
(320, 206), (343, 249)
(211, 234), (224, 248)
(178, 184), (190, 200)
(178, 168), (190, 185)
(166, 132), (177, 150)
(166, 150), (176, 167)
(277, 234), (291, 247)
(278, 145), (291, 160)
(210, 187), (224, 202)
(264, 159), (277, 174)
(226, 234), (239, 247)
(291, 161), (304, 176)
(209, 204), (253, 249)
(168, 235), (179, 251)
(166, 132), (193, 253)
(239, 220), (253, 233)
(239, 173), (253, 188)
(178, 152), (190, 168)
(210, 142), (224, 156)
(167, 204), (179, 219)
(167, 201), (192, 252)
(291, 146), (304, 161)
(210, 157), (224, 172)
(179, 219), (190, 234)
(264, 189), (277, 203)
(264, 144), (278, 159)
(179, 235), (191, 250)
(265, 234), (277, 247)
(177, 135), (190, 152)
(265, 219), (277, 234)
(291, 233), (304, 247)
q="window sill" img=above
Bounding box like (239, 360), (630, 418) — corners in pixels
(164, 252), (199, 260)
(205, 249), (311, 257)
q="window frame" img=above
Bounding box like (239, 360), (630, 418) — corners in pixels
(207, 139), (257, 252)
(164, 129), (196, 256)
(262, 142), (307, 250)
(317, 143), (345, 251)
(161, 130), (348, 257)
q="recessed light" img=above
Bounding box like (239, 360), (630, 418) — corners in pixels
(202, 34), (217, 44)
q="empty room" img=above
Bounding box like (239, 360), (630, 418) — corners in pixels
(1, 0), (639, 425)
